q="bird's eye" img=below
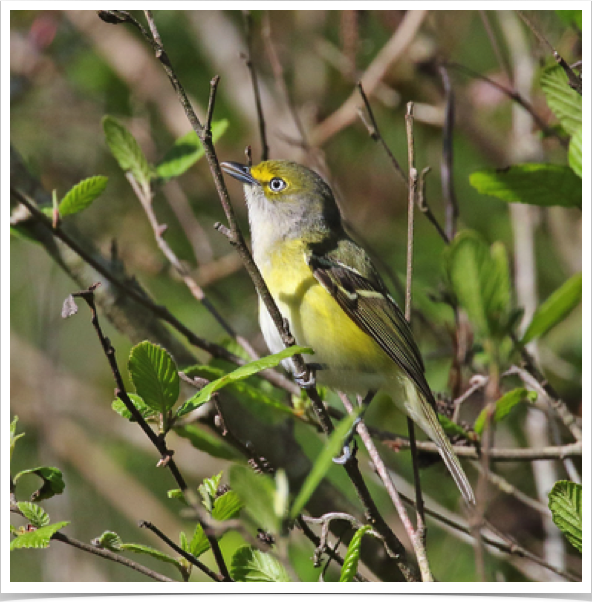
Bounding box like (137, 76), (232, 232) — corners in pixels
(269, 177), (287, 192)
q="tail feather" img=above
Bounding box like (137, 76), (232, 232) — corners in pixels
(403, 381), (475, 505)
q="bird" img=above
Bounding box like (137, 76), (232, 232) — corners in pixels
(221, 159), (475, 505)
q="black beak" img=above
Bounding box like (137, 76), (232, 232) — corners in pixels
(221, 161), (258, 186)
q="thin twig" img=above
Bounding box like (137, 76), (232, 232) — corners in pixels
(66, 284), (231, 581)
(51, 531), (176, 582)
(139, 520), (226, 582)
(404, 102), (428, 557)
(357, 83), (449, 245)
(242, 11), (269, 161)
(438, 65), (458, 240)
(516, 10), (581, 95)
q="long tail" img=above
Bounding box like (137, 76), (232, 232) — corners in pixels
(403, 382), (475, 505)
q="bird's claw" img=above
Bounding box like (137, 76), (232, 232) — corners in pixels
(294, 365), (317, 389)
(333, 416), (362, 465)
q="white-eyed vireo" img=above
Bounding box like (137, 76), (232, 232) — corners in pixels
(221, 160), (474, 505)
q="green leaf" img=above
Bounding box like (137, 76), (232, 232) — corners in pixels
(10, 521), (69, 551)
(58, 176), (108, 217)
(17, 501), (50, 527)
(155, 120), (228, 181)
(447, 230), (511, 340)
(198, 472), (223, 513)
(473, 388), (537, 435)
(540, 64), (582, 136)
(121, 543), (183, 568)
(230, 546), (290, 582)
(167, 489), (186, 503)
(112, 393), (158, 421)
(470, 164), (581, 209)
(568, 128), (582, 178)
(556, 10), (582, 29)
(13, 466), (65, 501)
(290, 409), (361, 519)
(182, 365), (297, 421)
(229, 465), (279, 534)
(176, 346), (313, 418)
(128, 342), (179, 413)
(212, 490), (243, 521)
(188, 524), (210, 558)
(102, 115), (152, 187)
(548, 481), (582, 552)
(340, 525), (373, 582)
(522, 273), (582, 344)
(438, 414), (471, 439)
(94, 531), (123, 551)
(174, 424), (240, 460)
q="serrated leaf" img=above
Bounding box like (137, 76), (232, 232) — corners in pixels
(447, 230), (512, 341)
(58, 176), (108, 217)
(470, 164), (581, 209)
(229, 465), (279, 534)
(176, 346), (313, 418)
(290, 409), (361, 519)
(522, 273), (582, 344)
(548, 480), (582, 552)
(17, 501), (50, 527)
(95, 531), (123, 551)
(13, 466), (65, 502)
(102, 116), (152, 187)
(568, 128), (582, 178)
(340, 525), (372, 582)
(128, 342), (179, 413)
(230, 546), (290, 582)
(155, 120), (228, 181)
(188, 524), (210, 558)
(540, 65), (582, 136)
(112, 393), (158, 422)
(473, 388), (536, 435)
(198, 472), (223, 513)
(10, 521), (69, 551)
(213, 490), (243, 521)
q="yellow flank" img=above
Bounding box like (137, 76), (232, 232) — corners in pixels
(261, 239), (393, 381)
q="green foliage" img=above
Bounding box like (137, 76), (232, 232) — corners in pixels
(198, 472), (223, 512)
(469, 165), (581, 209)
(10, 502), (69, 551)
(128, 341), (180, 413)
(212, 490), (243, 521)
(155, 120), (228, 180)
(102, 115), (152, 188)
(13, 466), (65, 501)
(521, 273), (582, 344)
(556, 10), (582, 29)
(473, 388), (537, 435)
(230, 546), (290, 582)
(568, 128), (582, 177)
(176, 346), (313, 418)
(112, 393), (158, 422)
(58, 176), (108, 217)
(548, 481), (582, 552)
(186, 524), (210, 558)
(540, 64), (582, 137)
(174, 424), (240, 460)
(10, 522), (70, 551)
(438, 415), (471, 439)
(290, 409), (361, 519)
(229, 465), (279, 534)
(447, 231), (512, 344)
(340, 525), (373, 582)
(95, 530), (187, 577)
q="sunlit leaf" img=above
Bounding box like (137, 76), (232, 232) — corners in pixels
(58, 176), (108, 217)
(230, 546), (290, 582)
(548, 481), (582, 552)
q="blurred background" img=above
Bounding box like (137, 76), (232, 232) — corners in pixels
(10, 9), (582, 582)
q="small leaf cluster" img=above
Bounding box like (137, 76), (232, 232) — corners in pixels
(10, 418), (70, 551)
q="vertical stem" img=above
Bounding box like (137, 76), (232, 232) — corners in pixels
(405, 102), (427, 548)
